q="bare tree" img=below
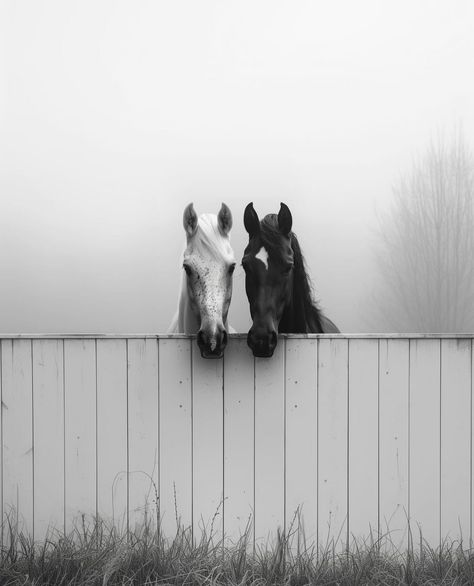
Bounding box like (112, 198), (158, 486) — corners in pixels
(374, 129), (474, 332)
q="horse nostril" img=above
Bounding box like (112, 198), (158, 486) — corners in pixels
(270, 330), (277, 348)
(197, 330), (205, 347)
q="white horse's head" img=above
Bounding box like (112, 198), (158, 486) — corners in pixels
(182, 202), (235, 358)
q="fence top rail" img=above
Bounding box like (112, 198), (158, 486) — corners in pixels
(1, 333), (474, 340)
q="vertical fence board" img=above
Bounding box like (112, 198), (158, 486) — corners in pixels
(410, 338), (441, 547)
(192, 348), (224, 542)
(33, 339), (64, 540)
(379, 338), (409, 550)
(285, 338), (318, 545)
(254, 341), (285, 542)
(96, 339), (127, 529)
(348, 338), (379, 540)
(159, 338), (192, 536)
(440, 339), (471, 541)
(1, 340), (33, 539)
(318, 338), (348, 548)
(223, 338), (254, 544)
(64, 340), (96, 531)
(128, 338), (159, 531)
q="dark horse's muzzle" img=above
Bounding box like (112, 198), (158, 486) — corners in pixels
(247, 326), (278, 358)
(197, 328), (228, 359)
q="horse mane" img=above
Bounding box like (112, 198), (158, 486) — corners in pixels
(260, 215), (324, 333)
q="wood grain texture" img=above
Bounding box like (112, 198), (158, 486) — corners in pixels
(158, 338), (192, 535)
(64, 339), (96, 530)
(223, 338), (254, 544)
(1, 340), (34, 541)
(127, 338), (159, 531)
(33, 339), (64, 540)
(378, 338), (409, 550)
(96, 339), (128, 530)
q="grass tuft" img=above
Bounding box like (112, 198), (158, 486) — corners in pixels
(1, 511), (474, 585)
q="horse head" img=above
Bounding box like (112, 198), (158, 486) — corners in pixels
(242, 202), (294, 357)
(181, 202), (235, 358)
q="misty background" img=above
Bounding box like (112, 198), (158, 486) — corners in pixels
(1, 1), (474, 334)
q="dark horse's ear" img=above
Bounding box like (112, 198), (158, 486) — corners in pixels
(217, 203), (232, 236)
(183, 202), (198, 238)
(278, 202), (292, 236)
(243, 202), (260, 238)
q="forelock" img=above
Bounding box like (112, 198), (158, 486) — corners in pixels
(259, 214), (292, 256)
(189, 213), (234, 261)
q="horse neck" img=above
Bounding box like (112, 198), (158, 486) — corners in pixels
(279, 289), (307, 333)
(279, 270), (323, 334)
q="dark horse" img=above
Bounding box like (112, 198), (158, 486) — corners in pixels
(242, 202), (339, 357)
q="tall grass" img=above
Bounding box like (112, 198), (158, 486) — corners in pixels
(1, 511), (474, 585)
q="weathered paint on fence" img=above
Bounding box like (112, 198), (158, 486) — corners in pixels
(0, 334), (473, 548)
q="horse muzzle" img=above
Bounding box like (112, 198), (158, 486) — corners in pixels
(247, 327), (278, 358)
(197, 328), (228, 359)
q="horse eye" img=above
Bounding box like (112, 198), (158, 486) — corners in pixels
(183, 264), (192, 276)
(228, 263), (236, 275)
(282, 265), (293, 276)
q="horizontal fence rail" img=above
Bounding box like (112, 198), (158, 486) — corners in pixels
(0, 334), (473, 549)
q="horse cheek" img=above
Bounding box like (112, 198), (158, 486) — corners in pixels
(222, 273), (234, 323)
(186, 276), (201, 319)
(244, 276), (258, 318)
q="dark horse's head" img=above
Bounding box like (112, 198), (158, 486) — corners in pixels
(242, 202), (338, 358)
(242, 202), (296, 357)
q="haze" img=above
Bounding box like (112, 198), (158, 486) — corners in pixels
(1, 1), (473, 333)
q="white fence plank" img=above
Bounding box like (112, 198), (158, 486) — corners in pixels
(348, 338), (379, 540)
(285, 337), (318, 545)
(192, 347), (224, 542)
(223, 338), (254, 544)
(33, 339), (64, 540)
(378, 338), (409, 550)
(96, 339), (128, 530)
(440, 339), (471, 542)
(409, 338), (441, 547)
(158, 338), (193, 536)
(64, 340), (96, 531)
(254, 341), (285, 543)
(127, 338), (159, 531)
(1, 340), (33, 539)
(318, 338), (349, 548)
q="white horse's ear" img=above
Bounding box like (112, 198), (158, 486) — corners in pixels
(183, 203), (198, 237)
(243, 202), (260, 238)
(278, 202), (292, 236)
(217, 203), (232, 236)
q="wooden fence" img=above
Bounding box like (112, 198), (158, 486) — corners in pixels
(1, 334), (473, 549)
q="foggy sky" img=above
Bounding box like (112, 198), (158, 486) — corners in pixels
(1, 0), (474, 334)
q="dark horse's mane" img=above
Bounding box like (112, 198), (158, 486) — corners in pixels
(260, 215), (324, 333)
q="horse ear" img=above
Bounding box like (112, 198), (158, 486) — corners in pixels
(278, 202), (292, 236)
(183, 203), (198, 238)
(217, 203), (232, 236)
(243, 202), (260, 238)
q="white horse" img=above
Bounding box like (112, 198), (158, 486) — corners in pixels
(169, 202), (235, 358)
